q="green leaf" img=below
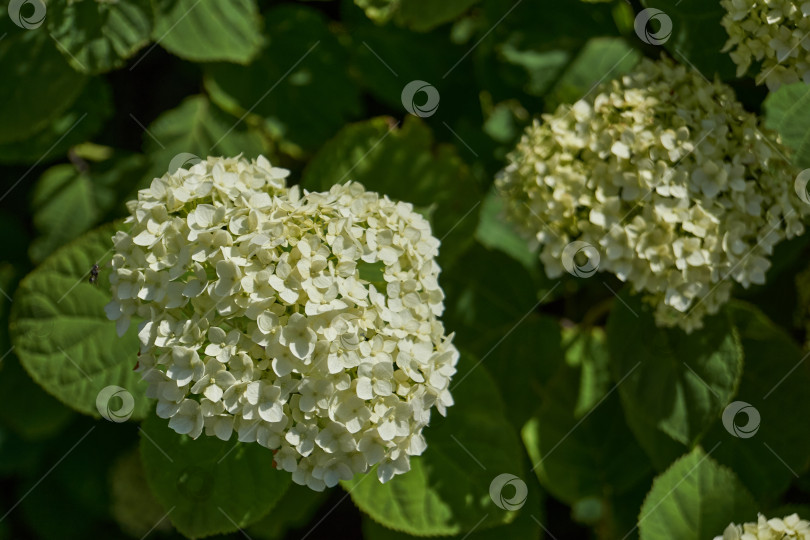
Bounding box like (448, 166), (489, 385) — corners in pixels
(0, 27), (87, 144)
(204, 4), (361, 154)
(442, 244), (563, 428)
(139, 412), (291, 538)
(356, 0), (482, 31)
(606, 291), (743, 466)
(565, 327), (612, 418)
(606, 479), (654, 540)
(302, 117), (481, 265)
(0, 265), (74, 441)
(522, 361), (652, 512)
(29, 165), (98, 264)
(18, 419), (135, 540)
(342, 356), (525, 536)
(48, 0), (152, 74)
(357, 260), (387, 292)
(110, 448), (175, 538)
(639, 0), (737, 80)
(499, 47), (572, 98)
(0, 428), (50, 478)
(468, 0), (616, 104)
(764, 82), (810, 168)
(348, 18), (475, 115)
(0, 77), (112, 165)
(0, 262), (17, 353)
(29, 153), (149, 264)
(398, 0), (481, 32)
(246, 483), (329, 540)
(151, 0), (264, 64)
(0, 355), (74, 441)
(702, 302), (810, 500)
(361, 472), (544, 539)
(544, 36), (641, 110)
(475, 186), (536, 272)
(141, 95), (272, 184)
(638, 447), (757, 540)
(9, 222), (150, 419)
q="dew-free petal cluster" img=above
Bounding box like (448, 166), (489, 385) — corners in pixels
(106, 155), (458, 491)
(496, 56), (805, 332)
(721, 0), (810, 90)
(715, 513), (810, 539)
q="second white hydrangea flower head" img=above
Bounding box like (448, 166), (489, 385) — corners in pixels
(721, 0), (810, 90)
(496, 56), (805, 332)
(715, 513), (810, 539)
(105, 155), (459, 491)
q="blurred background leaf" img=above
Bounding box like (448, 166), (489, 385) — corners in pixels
(48, 0), (153, 74)
(151, 0), (265, 64)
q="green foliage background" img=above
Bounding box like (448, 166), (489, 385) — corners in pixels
(2, 0), (810, 539)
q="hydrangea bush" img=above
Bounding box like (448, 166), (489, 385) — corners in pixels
(7, 1), (810, 540)
(105, 155), (458, 490)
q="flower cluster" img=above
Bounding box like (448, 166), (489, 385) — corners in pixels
(715, 513), (810, 539)
(496, 56), (805, 332)
(721, 0), (810, 90)
(105, 155), (458, 491)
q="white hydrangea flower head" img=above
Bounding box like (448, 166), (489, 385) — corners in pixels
(496, 56), (806, 332)
(715, 513), (810, 539)
(106, 155), (459, 491)
(721, 0), (810, 90)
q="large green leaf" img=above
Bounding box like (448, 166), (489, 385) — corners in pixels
(522, 361), (652, 517)
(29, 154), (148, 263)
(342, 356), (525, 536)
(151, 0), (264, 64)
(639, 0), (736, 80)
(48, 0), (152, 74)
(441, 244), (562, 429)
(29, 165), (96, 263)
(0, 27), (87, 144)
(606, 291), (743, 466)
(347, 15), (475, 116)
(764, 82), (810, 168)
(0, 266), (73, 441)
(139, 412), (291, 538)
(110, 448), (174, 539)
(247, 483), (329, 540)
(475, 186), (536, 272)
(9, 223), (150, 419)
(638, 447), (757, 540)
(302, 116), (481, 265)
(141, 95), (272, 184)
(204, 4), (361, 155)
(469, 0), (616, 103)
(544, 36), (641, 110)
(360, 472), (543, 539)
(0, 77), (112, 165)
(18, 419), (134, 540)
(702, 302), (810, 501)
